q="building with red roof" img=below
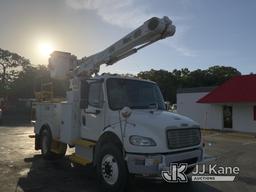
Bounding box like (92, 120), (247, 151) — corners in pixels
(177, 75), (256, 133)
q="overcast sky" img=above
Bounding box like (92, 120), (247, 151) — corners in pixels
(0, 0), (255, 74)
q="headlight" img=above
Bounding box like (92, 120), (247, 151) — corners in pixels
(129, 135), (156, 146)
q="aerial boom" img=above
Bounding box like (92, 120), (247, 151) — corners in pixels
(75, 16), (175, 76)
(49, 16), (175, 79)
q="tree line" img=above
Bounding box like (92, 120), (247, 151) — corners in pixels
(0, 48), (242, 105)
(137, 66), (241, 104)
(0, 48), (68, 103)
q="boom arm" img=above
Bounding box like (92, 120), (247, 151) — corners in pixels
(48, 16), (175, 79)
(75, 16), (175, 77)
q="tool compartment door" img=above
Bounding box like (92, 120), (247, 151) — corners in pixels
(59, 103), (80, 144)
(35, 103), (61, 138)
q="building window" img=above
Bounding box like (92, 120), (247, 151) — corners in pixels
(254, 106), (256, 121)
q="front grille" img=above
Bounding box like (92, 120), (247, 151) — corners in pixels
(173, 157), (198, 165)
(167, 128), (201, 149)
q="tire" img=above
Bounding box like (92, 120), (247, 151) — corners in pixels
(40, 128), (66, 160)
(96, 144), (128, 192)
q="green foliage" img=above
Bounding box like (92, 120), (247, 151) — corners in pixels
(8, 65), (50, 99)
(8, 65), (68, 99)
(137, 66), (241, 104)
(0, 48), (68, 100)
(0, 48), (31, 96)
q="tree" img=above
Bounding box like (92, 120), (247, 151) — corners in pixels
(138, 66), (241, 104)
(9, 65), (50, 99)
(138, 69), (177, 102)
(0, 48), (30, 97)
(206, 66), (241, 85)
(9, 65), (68, 99)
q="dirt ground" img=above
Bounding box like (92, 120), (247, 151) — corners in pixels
(0, 126), (256, 192)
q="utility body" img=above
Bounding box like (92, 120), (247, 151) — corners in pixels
(33, 17), (204, 191)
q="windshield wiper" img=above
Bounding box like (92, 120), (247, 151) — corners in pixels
(129, 105), (148, 109)
(129, 103), (158, 109)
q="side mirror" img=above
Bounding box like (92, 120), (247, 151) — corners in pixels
(80, 79), (89, 109)
(121, 106), (132, 119)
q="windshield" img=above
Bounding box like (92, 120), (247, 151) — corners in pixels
(107, 78), (165, 110)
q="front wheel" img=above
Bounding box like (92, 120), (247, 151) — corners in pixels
(97, 144), (128, 192)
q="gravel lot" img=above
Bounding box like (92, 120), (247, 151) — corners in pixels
(0, 126), (256, 192)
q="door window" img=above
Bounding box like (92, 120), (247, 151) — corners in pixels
(88, 82), (103, 108)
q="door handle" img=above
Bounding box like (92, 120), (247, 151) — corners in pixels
(85, 109), (101, 115)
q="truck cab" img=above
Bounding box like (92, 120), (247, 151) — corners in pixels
(84, 74), (202, 157)
(81, 74), (202, 153)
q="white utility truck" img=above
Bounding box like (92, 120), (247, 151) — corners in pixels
(33, 17), (203, 191)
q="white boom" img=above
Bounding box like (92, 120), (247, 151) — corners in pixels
(49, 16), (175, 79)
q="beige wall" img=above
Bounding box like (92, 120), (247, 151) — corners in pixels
(233, 104), (256, 133)
(177, 92), (256, 133)
(177, 92), (222, 130)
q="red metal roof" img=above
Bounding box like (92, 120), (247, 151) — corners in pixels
(197, 75), (256, 103)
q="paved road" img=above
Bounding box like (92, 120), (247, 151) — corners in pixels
(0, 126), (255, 192)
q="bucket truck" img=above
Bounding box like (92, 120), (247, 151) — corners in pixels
(33, 17), (204, 191)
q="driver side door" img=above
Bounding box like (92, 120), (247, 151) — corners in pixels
(81, 81), (105, 141)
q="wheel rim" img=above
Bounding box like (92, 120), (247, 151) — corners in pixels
(42, 132), (49, 154)
(101, 154), (119, 185)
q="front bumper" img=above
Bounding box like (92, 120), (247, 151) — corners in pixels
(126, 147), (203, 176)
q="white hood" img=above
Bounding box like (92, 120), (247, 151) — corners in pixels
(124, 110), (200, 153)
(129, 110), (199, 130)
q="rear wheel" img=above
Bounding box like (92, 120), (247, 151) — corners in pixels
(41, 128), (66, 160)
(97, 144), (128, 192)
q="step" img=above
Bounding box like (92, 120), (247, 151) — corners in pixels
(73, 139), (96, 148)
(69, 153), (92, 166)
